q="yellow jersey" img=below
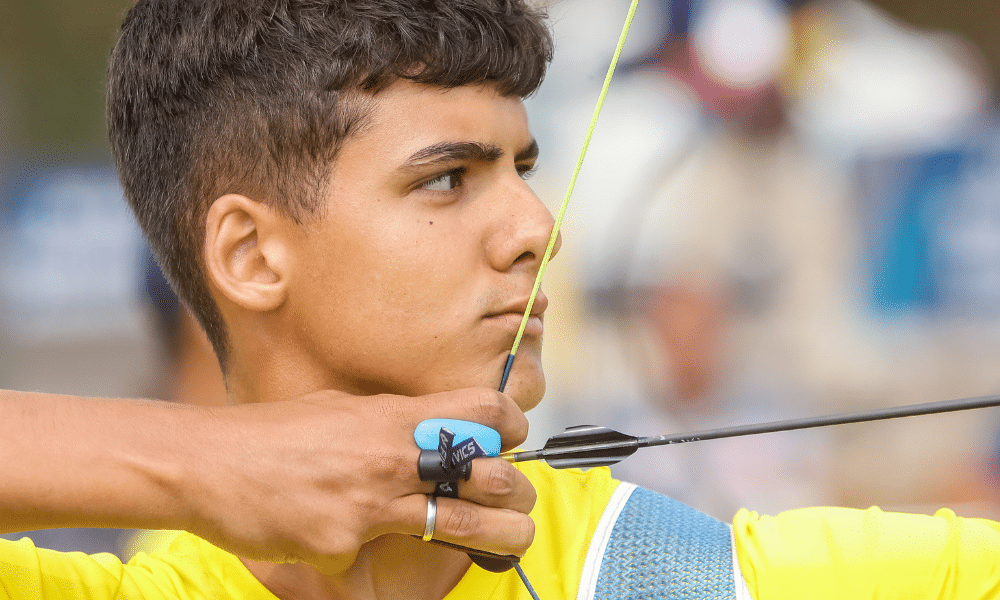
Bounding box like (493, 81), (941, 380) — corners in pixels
(0, 462), (997, 599)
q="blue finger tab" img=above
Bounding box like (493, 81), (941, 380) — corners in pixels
(414, 419), (501, 457)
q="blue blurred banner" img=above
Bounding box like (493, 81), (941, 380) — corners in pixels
(861, 118), (1000, 319)
(0, 161), (146, 342)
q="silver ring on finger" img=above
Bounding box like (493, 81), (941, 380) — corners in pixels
(422, 494), (437, 541)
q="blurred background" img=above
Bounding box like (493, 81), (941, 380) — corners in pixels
(1, 0), (999, 557)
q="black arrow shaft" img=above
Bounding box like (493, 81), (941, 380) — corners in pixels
(508, 394), (1000, 466)
(642, 394), (1000, 447)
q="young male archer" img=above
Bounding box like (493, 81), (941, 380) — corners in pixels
(108, 0), (557, 596)
(0, 1), (997, 599)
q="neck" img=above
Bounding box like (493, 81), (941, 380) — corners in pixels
(223, 314), (364, 404)
(242, 535), (472, 600)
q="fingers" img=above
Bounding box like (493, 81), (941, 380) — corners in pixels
(384, 493), (535, 558)
(459, 458), (536, 515)
(374, 388), (529, 451)
(433, 496), (534, 557)
(379, 458), (536, 557)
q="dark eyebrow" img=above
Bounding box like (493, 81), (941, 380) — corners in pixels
(401, 139), (539, 169)
(402, 141), (503, 168)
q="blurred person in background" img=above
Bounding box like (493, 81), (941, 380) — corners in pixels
(534, 0), (851, 519)
(530, 0), (1000, 521)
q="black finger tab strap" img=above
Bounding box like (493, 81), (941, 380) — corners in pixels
(417, 449), (471, 498)
(415, 429), (517, 573)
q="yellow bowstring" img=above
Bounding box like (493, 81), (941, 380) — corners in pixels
(507, 0), (641, 358)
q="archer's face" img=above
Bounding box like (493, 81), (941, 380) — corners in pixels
(284, 80), (556, 411)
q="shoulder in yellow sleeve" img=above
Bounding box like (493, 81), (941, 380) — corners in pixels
(733, 505), (1000, 600)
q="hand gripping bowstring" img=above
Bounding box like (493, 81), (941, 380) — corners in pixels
(497, 2), (642, 599)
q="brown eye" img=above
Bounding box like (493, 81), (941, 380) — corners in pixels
(421, 169), (464, 191)
(517, 164), (537, 180)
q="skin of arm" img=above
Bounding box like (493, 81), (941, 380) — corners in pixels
(0, 386), (534, 575)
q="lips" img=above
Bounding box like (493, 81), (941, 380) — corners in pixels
(486, 292), (548, 319)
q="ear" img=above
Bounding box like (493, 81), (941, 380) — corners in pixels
(204, 194), (291, 313)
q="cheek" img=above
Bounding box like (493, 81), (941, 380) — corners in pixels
(370, 216), (481, 303)
(372, 234), (456, 298)
(309, 218), (479, 338)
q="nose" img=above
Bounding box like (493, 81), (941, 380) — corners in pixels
(487, 178), (561, 274)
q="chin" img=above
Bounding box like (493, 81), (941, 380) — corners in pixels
(501, 364), (546, 413)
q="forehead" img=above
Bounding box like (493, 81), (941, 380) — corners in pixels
(342, 81), (533, 164)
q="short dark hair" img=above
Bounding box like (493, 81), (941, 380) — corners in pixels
(107, 0), (553, 371)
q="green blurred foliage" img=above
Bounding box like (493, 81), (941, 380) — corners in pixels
(1, 0), (133, 152)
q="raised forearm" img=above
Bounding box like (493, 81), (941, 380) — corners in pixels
(0, 390), (199, 533)
(0, 387), (537, 574)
